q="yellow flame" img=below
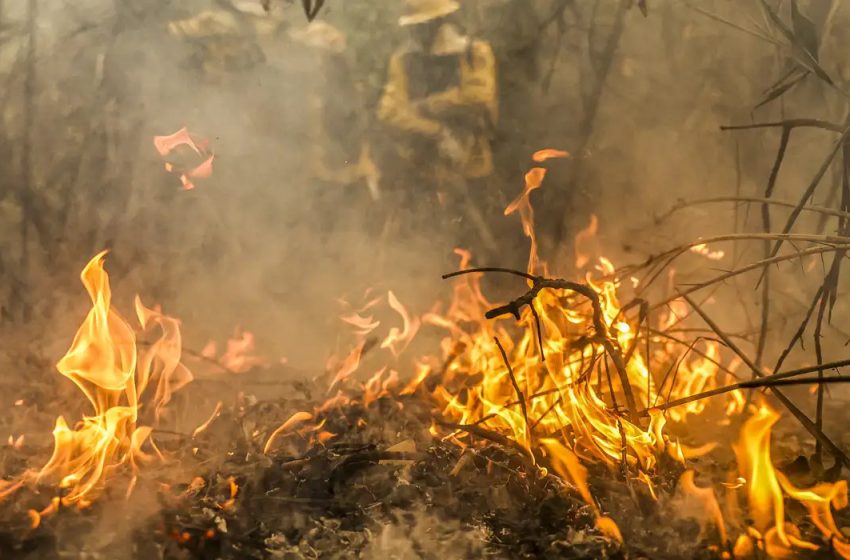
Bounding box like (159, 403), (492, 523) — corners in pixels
(1, 252), (192, 515)
(733, 404), (850, 557)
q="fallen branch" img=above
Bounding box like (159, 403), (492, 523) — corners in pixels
(495, 336), (531, 449)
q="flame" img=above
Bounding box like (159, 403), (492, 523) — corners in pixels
(312, 151), (850, 553)
(734, 406), (791, 541)
(153, 126), (214, 190)
(574, 214), (599, 269)
(8, 434), (24, 450)
(263, 411), (314, 454)
(386, 153), (762, 545)
(219, 329), (263, 373)
(192, 401), (223, 438)
(676, 470), (727, 543)
(0, 252), (192, 514)
(340, 311), (380, 336)
(532, 148), (570, 162)
(381, 291), (420, 356)
(309, 153), (740, 542)
(328, 339), (367, 391)
(218, 476), (239, 510)
(690, 243), (725, 261)
(505, 167), (545, 274)
(202, 329), (265, 373)
(733, 404), (850, 557)
(153, 127), (201, 156)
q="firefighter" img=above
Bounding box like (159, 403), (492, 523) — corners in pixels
(290, 22), (380, 201)
(377, 0), (498, 251)
(167, 1), (285, 81)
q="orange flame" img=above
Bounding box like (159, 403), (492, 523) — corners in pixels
(733, 405), (850, 557)
(574, 214), (599, 269)
(318, 150), (850, 552)
(263, 411), (314, 454)
(676, 470), (727, 543)
(532, 148), (570, 162)
(202, 329), (265, 373)
(153, 126), (214, 190)
(381, 291), (421, 356)
(690, 243), (725, 261)
(505, 167), (545, 274)
(0, 253), (192, 514)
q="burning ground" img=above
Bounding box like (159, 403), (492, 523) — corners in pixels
(2, 148), (850, 560)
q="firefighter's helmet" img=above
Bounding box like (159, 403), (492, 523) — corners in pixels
(398, 0), (460, 26)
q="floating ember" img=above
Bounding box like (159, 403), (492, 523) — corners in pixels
(153, 126), (215, 190)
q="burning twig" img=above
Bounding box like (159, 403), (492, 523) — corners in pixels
(444, 267), (639, 422)
(494, 336), (531, 451)
(438, 420), (535, 466)
(641, 357), (850, 416)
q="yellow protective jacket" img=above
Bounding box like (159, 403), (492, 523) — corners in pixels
(378, 32), (498, 179)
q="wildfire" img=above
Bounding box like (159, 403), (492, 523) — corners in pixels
(5, 142), (847, 559)
(732, 405), (850, 558)
(0, 252), (192, 516)
(314, 149), (849, 556)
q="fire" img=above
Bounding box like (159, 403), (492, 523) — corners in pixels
(263, 411), (315, 454)
(279, 147), (850, 556)
(675, 469), (727, 543)
(574, 213), (599, 269)
(732, 405), (850, 558)
(309, 151), (746, 544)
(540, 438), (622, 542)
(201, 328), (265, 373)
(314, 149), (848, 554)
(153, 126), (215, 190)
(690, 242), (725, 261)
(217, 476), (239, 510)
(0, 252), (192, 515)
(381, 290), (421, 356)
(414, 239), (727, 504)
(532, 148), (570, 162)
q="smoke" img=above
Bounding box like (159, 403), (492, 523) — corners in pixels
(0, 0), (843, 368)
(0, 2), (847, 463)
(362, 507), (487, 560)
(2, 1), (850, 558)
